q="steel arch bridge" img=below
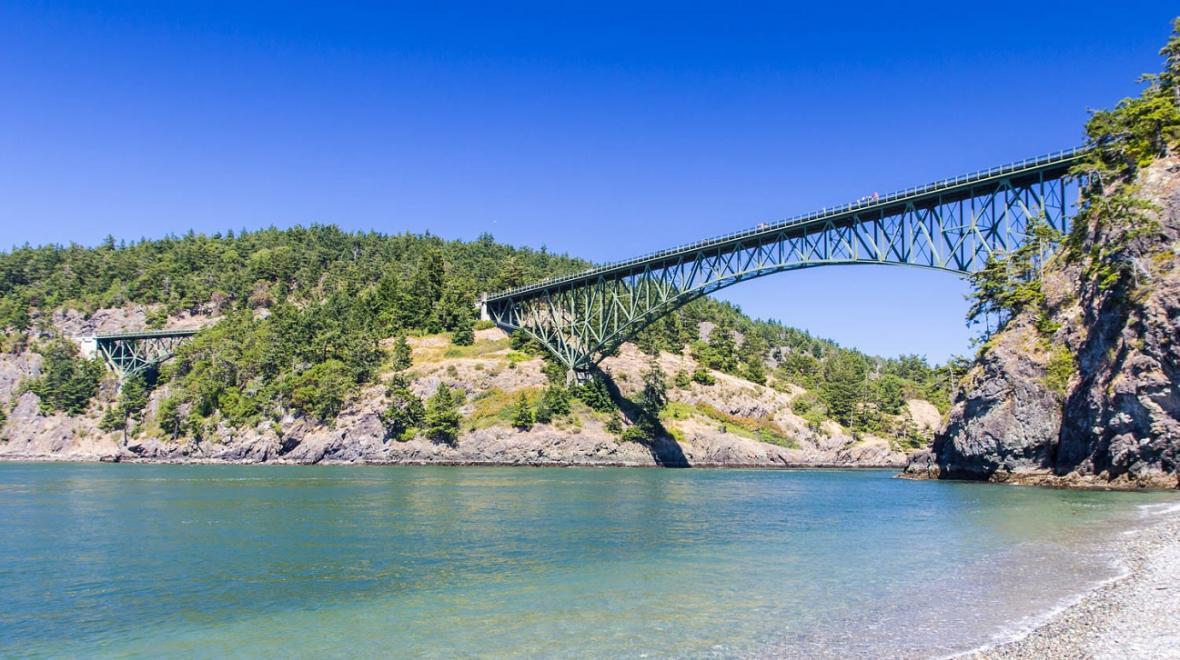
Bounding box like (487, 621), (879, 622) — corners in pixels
(482, 147), (1089, 377)
(82, 329), (197, 379)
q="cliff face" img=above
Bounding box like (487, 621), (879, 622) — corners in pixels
(907, 156), (1180, 488)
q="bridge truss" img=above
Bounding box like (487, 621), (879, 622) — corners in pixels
(91, 329), (197, 379)
(483, 148), (1089, 376)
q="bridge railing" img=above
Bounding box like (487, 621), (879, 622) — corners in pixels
(93, 328), (200, 340)
(486, 146), (1090, 301)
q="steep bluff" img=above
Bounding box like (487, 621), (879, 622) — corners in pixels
(907, 155), (1180, 488)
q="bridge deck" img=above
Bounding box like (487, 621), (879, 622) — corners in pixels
(93, 328), (200, 340)
(486, 146), (1089, 302)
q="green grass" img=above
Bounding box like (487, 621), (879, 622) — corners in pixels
(466, 387), (542, 431)
(443, 337), (511, 359)
(660, 401), (798, 448)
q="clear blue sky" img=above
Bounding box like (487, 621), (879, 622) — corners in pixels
(0, 2), (1174, 361)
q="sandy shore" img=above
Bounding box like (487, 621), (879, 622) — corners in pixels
(968, 503), (1180, 659)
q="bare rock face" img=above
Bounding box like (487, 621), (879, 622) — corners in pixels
(908, 156), (1180, 488)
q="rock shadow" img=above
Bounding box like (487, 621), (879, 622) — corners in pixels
(588, 366), (690, 467)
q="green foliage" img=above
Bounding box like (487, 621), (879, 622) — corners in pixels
(1079, 20), (1180, 178)
(144, 306), (168, 330)
(156, 395), (183, 439)
(24, 339), (102, 416)
(604, 414), (623, 435)
(1069, 189), (1161, 292)
(285, 359), (354, 422)
(382, 377), (425, 441)
(673, 370), (692, 389)
(391, 335), (413, 371)
(535, 385), (570, 423)
(690, 368), (715, 386)
(511, 392), (535, 430)
(451, 320), (475, 346)
(743, 357), (767, 385)
(966, 216), (1061, 338)
(0, 293), (29, 332)
(424, 383), (462, 443)
(573, 376), (615, 412)
(819, 351), (868, 428)
(637, 360), (668, 418)
(789, 391), (827, 432)
(1044, 345), (1077, 396)
(99, 371), (155, 432)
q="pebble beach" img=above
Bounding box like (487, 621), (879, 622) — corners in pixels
(972, 504), (1180, 659)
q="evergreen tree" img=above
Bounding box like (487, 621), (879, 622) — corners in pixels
(535, 385), (570, 423)
(820, 352), (867, 428)
(511, 392), (535, 430)
(638, 360), (668, 418)
(391, 335), (413, 371)
(383, 377), (425, 440)
(424, 383), (462, 442)
(573, 376), (615, 412)
(26, 339), (102, 416)
(451, 314), (475, 346)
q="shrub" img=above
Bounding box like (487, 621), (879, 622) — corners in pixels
(604, 414), (623, 435)
(1044, 345), (1077, 396)
(673, 370), (692, 389)
(691, 368), (715, 386)
(452, 321), (475, 346)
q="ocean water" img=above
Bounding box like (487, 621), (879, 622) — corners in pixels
(0, 464), (1174, 658)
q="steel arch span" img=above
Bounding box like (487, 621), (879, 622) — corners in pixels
(482, 148), (1088, 376)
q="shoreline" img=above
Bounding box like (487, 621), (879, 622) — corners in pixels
(0, 454), (904, 470)
(965, 503), (1180, 659)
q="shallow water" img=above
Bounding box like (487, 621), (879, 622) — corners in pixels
(0, 464), (1174, 658)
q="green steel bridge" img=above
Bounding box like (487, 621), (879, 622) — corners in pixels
(82, 329), (198, 379)
(482, 147), (1090, 379)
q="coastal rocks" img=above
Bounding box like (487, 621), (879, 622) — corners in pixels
(907, 155), (1180, 488)
(0, 391), (119, 461)
(917, 321), (1064, 480)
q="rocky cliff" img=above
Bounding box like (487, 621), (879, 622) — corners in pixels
(0, 324), (934, 468)
(907, 155), (1180, 488)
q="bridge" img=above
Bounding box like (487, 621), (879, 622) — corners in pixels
(482, 147), (1089, 379)
(80, 329), (197, 379)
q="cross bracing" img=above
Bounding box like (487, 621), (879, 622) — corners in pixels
(93, 329), (197, 379)
(483, 147), (1089, 374)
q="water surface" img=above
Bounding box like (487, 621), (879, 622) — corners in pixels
(0, 464), (1173, 657)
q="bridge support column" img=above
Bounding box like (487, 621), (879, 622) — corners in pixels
(566, 369), (594, 386)
(478, 294), (490, 322)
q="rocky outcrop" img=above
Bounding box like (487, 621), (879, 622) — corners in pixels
(0, 325), (925, 468)
(907, 156), (1180, 489)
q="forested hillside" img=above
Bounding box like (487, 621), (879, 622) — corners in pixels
(0, 222), (955, 453)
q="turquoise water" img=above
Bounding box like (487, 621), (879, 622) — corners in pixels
(0, 464), (1174, 658)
